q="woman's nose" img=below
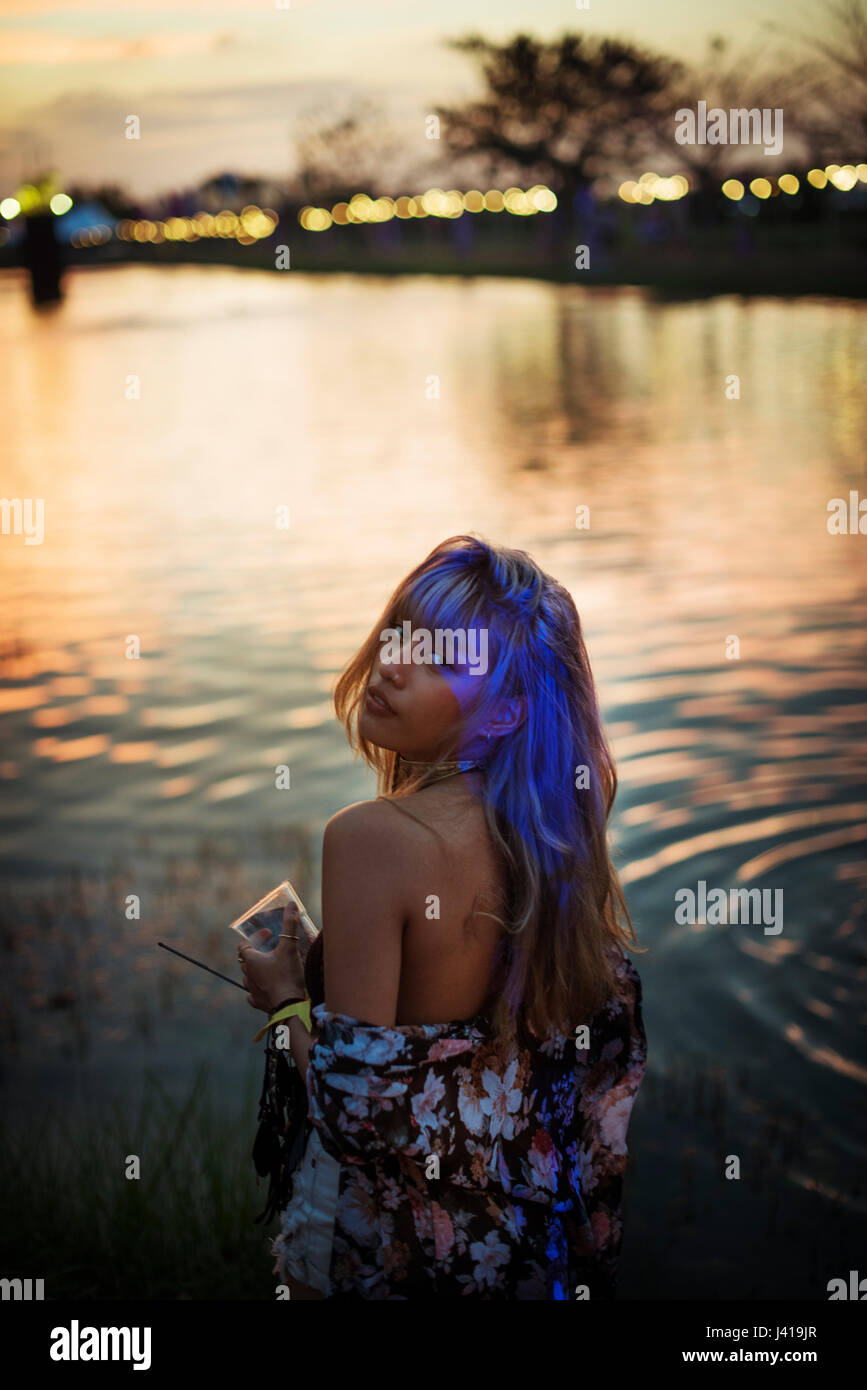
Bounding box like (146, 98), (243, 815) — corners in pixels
(377, 649), (406, 684)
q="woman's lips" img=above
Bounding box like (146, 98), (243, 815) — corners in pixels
(365, 686), (396, 716)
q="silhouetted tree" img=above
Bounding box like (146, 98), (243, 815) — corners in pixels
(772, 0), (867, 158)
(648, 35), (816, 198)
(292, 102), (412, 202)
(68, 183), (138, 218)
(435, 33), (682, 207)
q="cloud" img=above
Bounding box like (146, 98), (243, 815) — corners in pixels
(0, 70), (474, 196)
(0, 0), (276, 11)
(0, 29), (240, 65)
(0, 78), (358, 194)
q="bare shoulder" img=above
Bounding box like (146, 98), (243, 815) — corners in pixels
(324, 790), (465, 863)
(322, 799), (419, 928)
(323, 798), (417, 859)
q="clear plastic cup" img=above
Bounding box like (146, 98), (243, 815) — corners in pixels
(229, 880), (317, 953)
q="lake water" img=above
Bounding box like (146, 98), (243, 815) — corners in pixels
(0, 266), (865, 1249)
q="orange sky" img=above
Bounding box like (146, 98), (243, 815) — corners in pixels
(0, 0), (807, 196)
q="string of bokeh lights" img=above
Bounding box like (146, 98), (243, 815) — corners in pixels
(620, 162), (866, 205)
(299, 185), (557, 228)
(114, 207), (279, 246)
(0, 164), (864, 249)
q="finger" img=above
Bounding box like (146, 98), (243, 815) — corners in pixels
(281, 904), (302, 944)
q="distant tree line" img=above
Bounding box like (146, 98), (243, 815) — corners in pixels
(65, 1), (866, 215)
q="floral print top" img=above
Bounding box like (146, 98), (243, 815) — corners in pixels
(279, 943), (646, 1299)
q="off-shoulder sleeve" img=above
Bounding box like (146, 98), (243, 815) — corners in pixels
(305, 966), (647, 1300)
(565, 953), (648, 1296)
(305, 1005), (479, 1164)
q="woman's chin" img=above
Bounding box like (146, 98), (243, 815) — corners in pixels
(358, 711), (400, 751)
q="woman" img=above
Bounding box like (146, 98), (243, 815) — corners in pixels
(240, 534), (647, 1300)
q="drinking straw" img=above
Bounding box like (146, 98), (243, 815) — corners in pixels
(157, 940), (246, 989)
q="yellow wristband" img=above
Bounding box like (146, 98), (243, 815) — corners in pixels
(253, 996), (312, 1043)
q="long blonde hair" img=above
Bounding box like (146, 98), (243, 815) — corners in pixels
(334, 534), (643, 1047)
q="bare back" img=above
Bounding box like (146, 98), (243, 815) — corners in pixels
(377, 779), (506, 1025)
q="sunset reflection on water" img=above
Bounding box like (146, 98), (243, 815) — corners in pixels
(0, 268), (864, 1161)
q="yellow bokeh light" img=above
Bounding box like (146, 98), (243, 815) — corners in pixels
(394, 196), (414, 218)
(49, 193), (73, 215)
(483, 190), (504, 212)
(721, 179), (745, 200)
(672, 174), (689, 196)
(0, 197), (20, 219)
(618, 181), (638, 203)
(807, 168), (827, 188)
(240, 205), (276, 237)
(331, 202), (350, 224)
(749, 178), (772, 199)
(370, 196), (395, 222)
(829, 167), (857, 190)
(503, 187), (531, 214)
(778, 174), (799, 194)
(215, 210), (238, 236)
(421, 188), (446, 215)
(462, 189), (484, 213)
(533, 187), (557, 211)
(856, 164), (867, 182)
(638, 172), (659, 189)
(16, 184), (41, 214)
(653, 177), (681, 201)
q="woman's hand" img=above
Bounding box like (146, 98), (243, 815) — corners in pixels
(238, 902), (308, 1013)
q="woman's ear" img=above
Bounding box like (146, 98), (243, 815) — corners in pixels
(488, 696), (525, 737)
